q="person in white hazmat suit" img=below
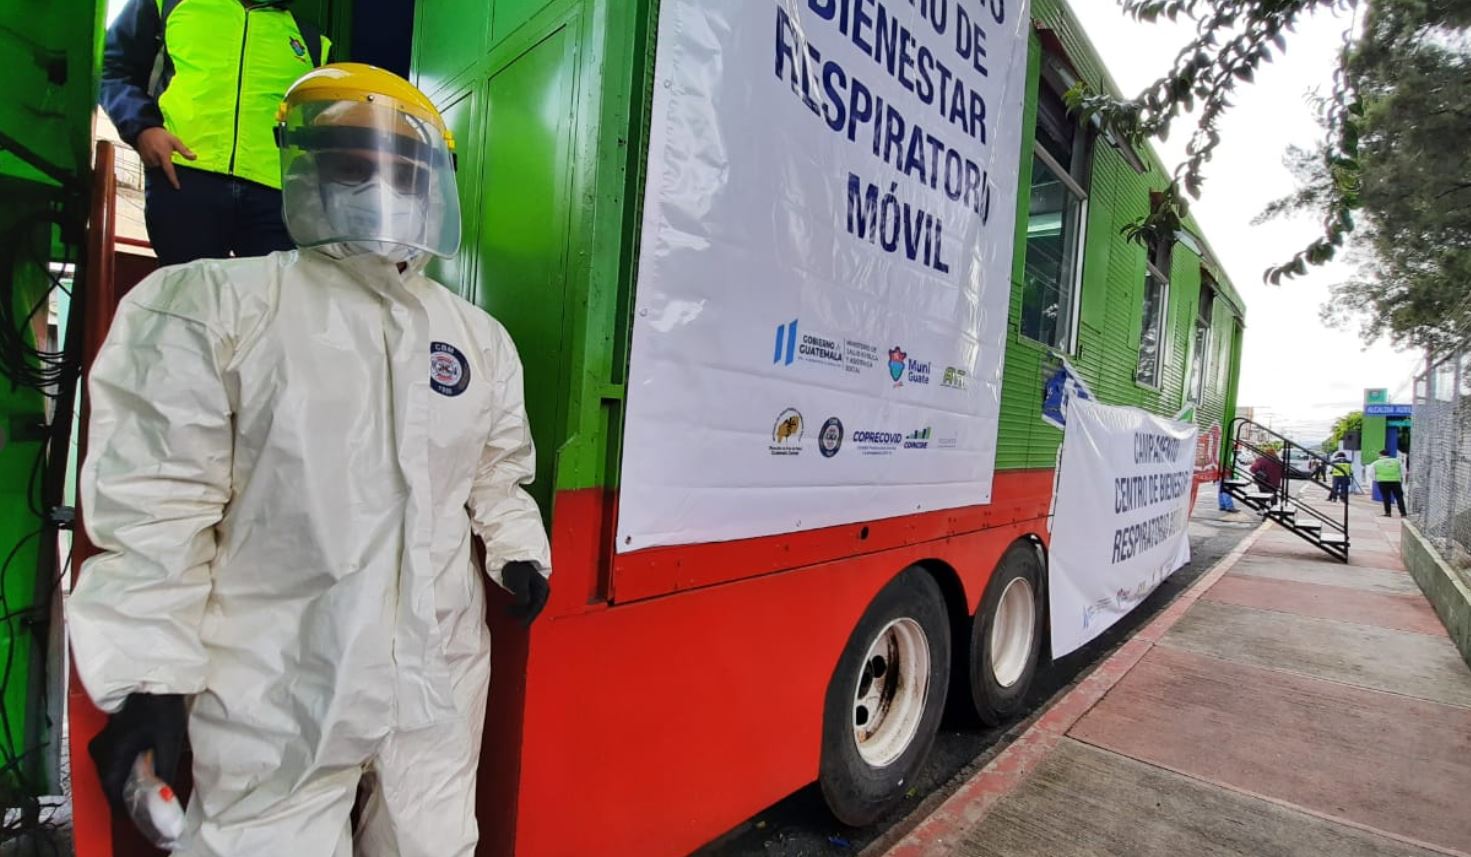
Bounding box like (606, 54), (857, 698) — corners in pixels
(67, 63), (552, 856)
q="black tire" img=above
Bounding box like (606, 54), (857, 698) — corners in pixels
(819, 568), (951, 827)
(969, 542), (1045, 726)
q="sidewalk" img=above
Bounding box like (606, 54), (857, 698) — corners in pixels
(884, 494), (1471, 857)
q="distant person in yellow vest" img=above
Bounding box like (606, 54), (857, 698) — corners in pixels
(101, 0), (330, 265)
(1326, 451), (1353, 502)
(1371, 449), (1407, 517)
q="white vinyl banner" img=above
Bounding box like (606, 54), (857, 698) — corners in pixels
(617, 0), (1031, 551)
(1049, 399), (1199, 657)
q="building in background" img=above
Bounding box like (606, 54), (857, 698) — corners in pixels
(1235, 406), (1275, 448)
(94, 109), (152, 257)
(1362, 387), (1413, 462)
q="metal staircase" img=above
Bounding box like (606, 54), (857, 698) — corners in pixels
(1223, 418), (1350, 562)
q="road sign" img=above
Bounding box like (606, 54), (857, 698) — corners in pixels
(1365, 404), (1412, 417)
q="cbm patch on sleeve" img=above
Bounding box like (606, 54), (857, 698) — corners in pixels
(429, 342), (471, 397)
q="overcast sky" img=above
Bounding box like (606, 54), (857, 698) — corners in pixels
(107, 0), (1421, 442)
(1065, 2), (1423, 442)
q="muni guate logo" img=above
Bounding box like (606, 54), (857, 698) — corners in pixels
(887, 346), (931, 386)
(888, 347), (907, 384)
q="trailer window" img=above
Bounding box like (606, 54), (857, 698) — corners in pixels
(1136, 231), (1171, 388)
(1021, 82), (1090, 352)
(1188, 276), (1216, 403)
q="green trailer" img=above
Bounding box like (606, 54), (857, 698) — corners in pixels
(397, 0), (1246, 853)
(35, 0), (1246, 854)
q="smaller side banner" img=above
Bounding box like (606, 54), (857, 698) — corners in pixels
(1049, 399), (1198, 657)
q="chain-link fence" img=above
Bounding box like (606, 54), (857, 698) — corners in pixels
(1408, 344), (1471, 571)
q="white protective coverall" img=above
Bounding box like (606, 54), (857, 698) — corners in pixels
(68, 247), (551, 856)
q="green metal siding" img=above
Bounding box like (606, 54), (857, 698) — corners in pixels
(0, 0), (103, 186)
(1027, 0), (1244, 306)
(414, 0), (645, 506)
(993, 0), (1247, 472)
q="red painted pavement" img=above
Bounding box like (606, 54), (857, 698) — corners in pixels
(1202, 574), (1448, 637)
(880, 521), (1270, 857)
(882, 504), (1470, 857)
(1069, 645), (1471, 854)
(1348, 549), (1409, 572)
(1248, 540), (1381, 566)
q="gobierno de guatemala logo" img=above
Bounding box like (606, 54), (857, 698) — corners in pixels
(818, 417), (844, 458)
(774, 319), (840, 367)
(770, 408), (804, 456)
(773, 319), (878, 376)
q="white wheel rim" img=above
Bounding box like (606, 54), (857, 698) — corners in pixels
(989, 577), (1036, 689)
(852, 617), (931, 768)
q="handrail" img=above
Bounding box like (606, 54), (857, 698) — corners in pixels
(1226, 447), (1346, 533)
(1227, 416), (1350, 549)
(70, 139), (146, 857)
(1228, 416), (1333, 472)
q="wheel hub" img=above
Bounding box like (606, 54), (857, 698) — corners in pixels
(853, 618), (930, 767)
(989, 576), (1036, 689)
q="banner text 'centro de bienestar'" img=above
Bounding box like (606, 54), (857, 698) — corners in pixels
(618, 0), (1031, 550)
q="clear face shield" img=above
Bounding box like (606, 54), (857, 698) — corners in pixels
(278, 99), (461, 262)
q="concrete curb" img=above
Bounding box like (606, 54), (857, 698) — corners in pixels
(1401, 520), (1471, 668)
(879, 519), (1272, 857)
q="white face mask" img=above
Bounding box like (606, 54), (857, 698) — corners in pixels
(320, 177), (426, 263)
(318, 241), (423, 265)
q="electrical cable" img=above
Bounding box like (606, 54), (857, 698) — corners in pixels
(0, 211), (79, 400)
(0, 529), (48, 852)
(0, 203), (83, 855)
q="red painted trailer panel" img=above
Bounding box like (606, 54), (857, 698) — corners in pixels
(478, 473), (1054, 856)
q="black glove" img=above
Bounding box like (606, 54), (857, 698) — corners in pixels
(88, 693), (187, 811)
(502, 561), (550, 626)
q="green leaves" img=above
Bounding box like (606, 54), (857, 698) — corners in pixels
(1090, 0), (1469, 349)
(1085, 1), (1352, 263)
(1271, 0), (1471, 350)
(1324, 410), (1363, 451)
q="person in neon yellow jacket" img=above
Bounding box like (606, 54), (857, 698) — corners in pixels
(100, 0), (331, 264)
(1370, 449), (1407, 517)
(1326, 452), (1354, 502)
(71, 65), (552, 856)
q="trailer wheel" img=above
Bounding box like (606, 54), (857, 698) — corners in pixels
(970, 543), (1044, 726)
(819, 568), (950, 827)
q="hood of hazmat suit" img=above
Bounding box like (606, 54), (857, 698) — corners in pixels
(68, 64), (550, 857)
(277, 62), (462, 263)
